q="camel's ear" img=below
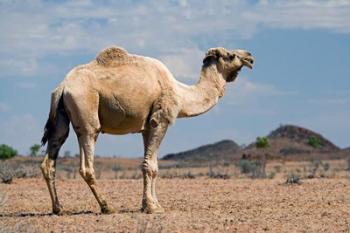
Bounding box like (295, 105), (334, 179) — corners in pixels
(203, 48), (228, 65)
(203, 49), (216, 65)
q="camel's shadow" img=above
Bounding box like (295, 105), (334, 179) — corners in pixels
(118, 208), (141, 214)
(0, 209), (143, 218)
(0, 210), (95, 218)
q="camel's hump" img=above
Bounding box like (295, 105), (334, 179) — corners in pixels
(96, 46), (129, 66)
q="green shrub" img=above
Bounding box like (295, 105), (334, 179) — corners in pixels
(256, 137), (270, 149)
(112, 164), (123, 172)
(237, 159), (256, 174)
(30, 144), (41, 157)
(321, 162), (330, 172)
(236, 159), (266, 178)
(0, 144), (17, 160)
(308, 136), (321, 148)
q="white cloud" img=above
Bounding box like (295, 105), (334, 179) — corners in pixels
(246, 1), (350, 33)
(1, 0), (349, 78)
(159, 47), (204, 80)
(0, 57), (39, 76)
(226, 78), (295, 102)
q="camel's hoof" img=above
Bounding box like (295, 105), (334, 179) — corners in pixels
(101, 206), (116, 214)
(142, 205), (165, 214)
(52, 204), (64, 215)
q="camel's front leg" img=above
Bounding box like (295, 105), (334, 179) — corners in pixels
(141, 121), (168, 214)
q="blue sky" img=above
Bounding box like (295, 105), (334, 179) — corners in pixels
(0, 0), (349, 157)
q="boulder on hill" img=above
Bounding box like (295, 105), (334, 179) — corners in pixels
(162, 140), (240, 162)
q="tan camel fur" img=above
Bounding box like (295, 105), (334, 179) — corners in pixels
(40, 46), (254, 214)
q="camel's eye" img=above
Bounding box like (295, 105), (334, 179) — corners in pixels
(229, 54), (235, 60)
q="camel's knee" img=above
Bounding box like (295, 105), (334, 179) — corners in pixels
(79, 168), (86, 178)
(80, 168), (96, 185)
(40, 156), (48, 178)
(142, 161), (158, 178)
(40, 155), (55, 180)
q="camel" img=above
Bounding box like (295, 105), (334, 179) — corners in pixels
(40, 46), (254, 214)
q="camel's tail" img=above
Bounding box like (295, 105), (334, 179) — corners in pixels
(41, 84), (65, 146)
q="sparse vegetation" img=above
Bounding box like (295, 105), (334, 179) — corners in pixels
(308, 159), (320, 178)
(95, 167), (102, 179)
(321, 162), (330, 172)
(112, 164), (123, 178)
(30, 144), (41, 157)
(285, 173), (301, 185)
(0, 144), (17, 160)
(237, 159), (256, 174)
(182, 171), (196, 179)
(112, 164), (123, 172)
(0, 159), (41, 184)
(62, 166), (75, 179)
(208, 166), (230, 179)
(250, 136), (269, 178)
(0, 155), (346, 182)
(0, 161), (14, 184)
(307, 160), (330, 178)
(236, 159), (266, 178)
(251, 159), (267, 179)
(160, 170), (201, 179)
(63, 150), (71, 158)
(346, 158), (350, 171)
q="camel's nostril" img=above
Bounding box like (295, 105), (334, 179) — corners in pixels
(250, 60), (254, 64)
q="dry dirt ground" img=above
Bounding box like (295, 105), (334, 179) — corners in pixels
(1, 178), (350, 232)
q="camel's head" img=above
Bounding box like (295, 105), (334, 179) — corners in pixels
(203, 47), (254, 82)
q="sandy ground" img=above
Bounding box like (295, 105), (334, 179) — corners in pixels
(1, 178), (350, 233)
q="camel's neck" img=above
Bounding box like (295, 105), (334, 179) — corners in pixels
(177, 65), (226, 118)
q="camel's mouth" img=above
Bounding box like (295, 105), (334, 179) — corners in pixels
(232, 49), (254, 70)
(226, 55), (253, 82)
(227, 67), (241, 82)
(241, 57), (254, 69)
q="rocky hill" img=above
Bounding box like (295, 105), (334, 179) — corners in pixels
(267, 125), (339, 151)
(162, 125), (343, 162)
(162, 140), (240, 162)
(242, 125), (341, 159)
(341, 147), (350, 155)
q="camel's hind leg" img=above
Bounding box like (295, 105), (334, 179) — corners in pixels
(77, 133), (116, 214)
(64, 86), (115, 214)
(40, 110), (69, 214)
